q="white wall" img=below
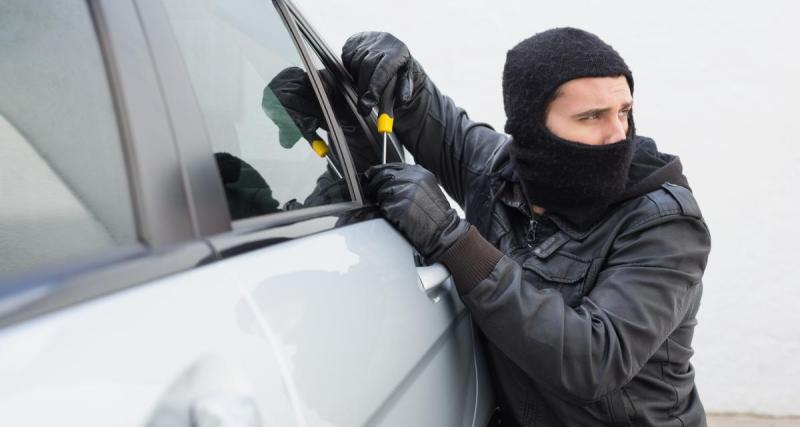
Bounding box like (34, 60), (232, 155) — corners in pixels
(294, 0), (800, 416)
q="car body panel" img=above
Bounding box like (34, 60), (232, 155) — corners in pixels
(0, 258), (295, 426)
(229, 218), (476, 426)
(0, 219), (481, 426)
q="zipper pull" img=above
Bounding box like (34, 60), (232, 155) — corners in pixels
(526, 217), (538, 248)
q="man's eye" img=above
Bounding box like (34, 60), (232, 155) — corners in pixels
(619, 108), (632, 117)
(580, 112), (600, 121)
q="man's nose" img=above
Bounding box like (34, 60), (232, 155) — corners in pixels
(604, 116), (628, 144)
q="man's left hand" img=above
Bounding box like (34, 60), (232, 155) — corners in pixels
(364, 163), (469, 261)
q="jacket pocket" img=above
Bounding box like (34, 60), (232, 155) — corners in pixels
(605, 387), (635, 427)
(522, 252), (591, 307)
(522, 252), (590, 283)
(622, 387), (638, 423)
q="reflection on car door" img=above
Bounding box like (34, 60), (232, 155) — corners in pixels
(209, 217), (480, 426)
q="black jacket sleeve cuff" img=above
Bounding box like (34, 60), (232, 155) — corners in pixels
(438, 225), (504, 295)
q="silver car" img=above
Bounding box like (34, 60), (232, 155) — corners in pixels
(0, 0), (494, 425)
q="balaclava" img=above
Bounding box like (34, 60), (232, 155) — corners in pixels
(503, 27), (635, 228)
(264, 67), (322, 149)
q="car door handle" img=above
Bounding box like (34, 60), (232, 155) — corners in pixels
(191, 394), (263, 427)
(417, 263), (452, 292)
(147, 358), (264, 427)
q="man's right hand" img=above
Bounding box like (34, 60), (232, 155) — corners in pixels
(341, 32), (416, 116)
(363, 163), (469, 262)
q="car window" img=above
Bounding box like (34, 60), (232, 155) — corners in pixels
(161, 0), (351, 221)
(294, 32), (391, 175)
(0, 1), (138, 275)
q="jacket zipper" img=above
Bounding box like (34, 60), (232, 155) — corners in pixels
(526, 217), (539, 248)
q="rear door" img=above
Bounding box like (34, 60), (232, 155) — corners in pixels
(150, 0), (488, 424)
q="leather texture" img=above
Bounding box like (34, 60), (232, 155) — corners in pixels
(343, 33), (711, 427)
(363, 163), (470, 262)
(342, 32), (416, 115)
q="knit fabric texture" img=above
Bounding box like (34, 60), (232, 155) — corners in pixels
(439, 226), (505, 295)
(501, 27), (637, 229)
(502, 27), (633, 134)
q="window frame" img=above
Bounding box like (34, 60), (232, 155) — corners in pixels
(0, 0), (401, 329)
(285, 0), (405, 165)
(275, 0), (364, 208)
(0, 0), (212, 329)
(95, 0), (198, 247)
(146, 0), (388, 257)
(137, 0), (374, 238)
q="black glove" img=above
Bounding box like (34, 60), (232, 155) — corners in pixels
(341, 32), (416, 116)
(364, 163), (469, 261)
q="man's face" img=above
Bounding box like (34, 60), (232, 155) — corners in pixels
(544, 75), (633, 146)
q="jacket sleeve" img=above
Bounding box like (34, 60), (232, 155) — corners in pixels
(439, 213), (711, 404)
(392, 60), (505, 208)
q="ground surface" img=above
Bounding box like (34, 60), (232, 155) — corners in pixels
(709, 414), (800, 426)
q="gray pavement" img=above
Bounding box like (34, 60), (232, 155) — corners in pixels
(709, 414), (800, 427)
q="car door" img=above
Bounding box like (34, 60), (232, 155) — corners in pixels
(285, 5), (496, 424)
(147, 0), (493, 425)
(0, 1), (292, 425)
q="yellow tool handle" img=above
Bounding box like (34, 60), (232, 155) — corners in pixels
(377, 113), (394, 134)
(378, 76), (397, 134)
(311, 139), (330, 157)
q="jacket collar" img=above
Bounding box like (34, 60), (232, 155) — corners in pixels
(489, 135), (688, 240)
(489, 153), (605, 240)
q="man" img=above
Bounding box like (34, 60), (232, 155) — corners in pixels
(343, 28), (711, 426)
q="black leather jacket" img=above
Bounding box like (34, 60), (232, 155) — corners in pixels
(391, 62), (712, 426)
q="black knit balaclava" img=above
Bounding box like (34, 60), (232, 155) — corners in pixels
(503, 27), (635, 228)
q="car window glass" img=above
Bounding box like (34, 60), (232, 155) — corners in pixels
(0, 1), (138, 275)
(295, 33), (391, 175)
(161, 0), (351, 221)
